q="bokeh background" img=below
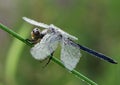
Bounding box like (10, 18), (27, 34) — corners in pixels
(0, 0), (120, 85)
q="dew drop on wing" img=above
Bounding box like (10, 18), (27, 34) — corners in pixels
(60, 38), (81, 71)
(30, 33), (60, 60)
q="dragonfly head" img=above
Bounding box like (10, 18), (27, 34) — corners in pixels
(31, 28), (41, 40)
(30, 28), (46, 44)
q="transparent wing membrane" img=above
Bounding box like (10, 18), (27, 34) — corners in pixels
(61, 38), (81, 70)
(23, 17), (78, 40)
(49, 24), (78, 40)
(23, 17), (49, 29)
(30, 33), (60, 60)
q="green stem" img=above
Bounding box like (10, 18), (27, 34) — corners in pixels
(4, 23), (32, 85)
(0, 23), (98, 85)
(0, 24), (32, 46)
(52, 57), (97, 85)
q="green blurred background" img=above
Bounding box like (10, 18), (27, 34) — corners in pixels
(0, 0), (120, 85)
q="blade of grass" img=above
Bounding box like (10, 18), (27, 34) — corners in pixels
(0, 23), (32, 46)
(0, 23), (98, 85)
(4, 23), (32, 85)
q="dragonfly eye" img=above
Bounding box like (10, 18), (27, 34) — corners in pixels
(32, 28), (40, 36)
(31, 28), (41, 40)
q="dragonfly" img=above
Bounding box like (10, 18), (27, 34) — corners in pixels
(23, 17), (117, 71)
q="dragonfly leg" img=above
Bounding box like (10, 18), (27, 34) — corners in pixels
(42, 52), (54, 68)
(25, 39), (39, 44)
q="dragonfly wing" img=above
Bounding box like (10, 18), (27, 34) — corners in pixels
(60, 38), (81, 71)
(50, 24), (78, 40)
(23, 17), (49, 29)
(30, 33), (60, 60)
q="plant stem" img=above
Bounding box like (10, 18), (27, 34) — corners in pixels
(4, 23), (32, 85)
(52, 57), (97, 85)
(0, 24), (32, 46)
(0, 23), (98, 85)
